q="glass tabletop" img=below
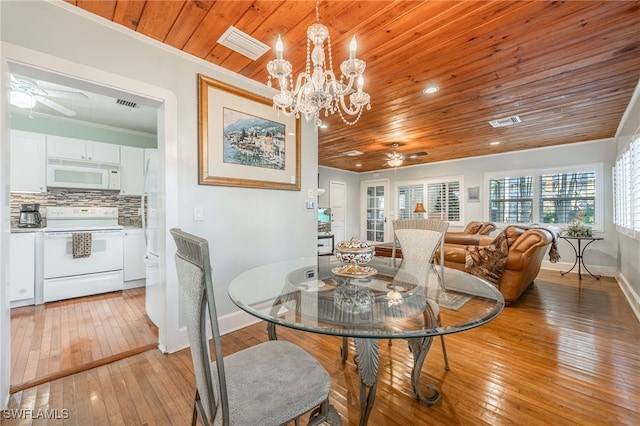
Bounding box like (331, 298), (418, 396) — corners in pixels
(228, 257), (505, 339)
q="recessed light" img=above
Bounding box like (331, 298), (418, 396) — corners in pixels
(423, 85), (439, 94)
(490, 141), (501, 146)
(344, 150), (363, 156)
(355, 163), (362, 168)
(320, 124), (328, 129)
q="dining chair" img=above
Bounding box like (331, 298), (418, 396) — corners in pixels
(392, 219), (450, 371)
(170, 228), (341, 426)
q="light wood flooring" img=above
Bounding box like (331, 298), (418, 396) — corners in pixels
(4, 270), (640, 425)
(10, 287), (158, 393)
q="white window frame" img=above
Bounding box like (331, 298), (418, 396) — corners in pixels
(485, 163), (604, 232)
(395, 175), (464, 227)
(614, 131), (640, 239)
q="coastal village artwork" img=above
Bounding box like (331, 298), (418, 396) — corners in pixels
(223, 108), (286, 170)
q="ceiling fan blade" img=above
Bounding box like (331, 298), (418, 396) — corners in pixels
(42, 89), (89, 101)
(35, 96), (77, 116)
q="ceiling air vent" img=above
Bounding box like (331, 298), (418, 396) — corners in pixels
(116, 99), (138, 108)
(217, 26), (270, 60)
(489, 115), (522, 128)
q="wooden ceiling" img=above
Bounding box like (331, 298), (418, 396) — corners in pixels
(66, 0), (640, 172)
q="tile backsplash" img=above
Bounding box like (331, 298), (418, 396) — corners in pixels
(11, 189), (144, 228)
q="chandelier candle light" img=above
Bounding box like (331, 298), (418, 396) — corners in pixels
(266, 0), (371, 127)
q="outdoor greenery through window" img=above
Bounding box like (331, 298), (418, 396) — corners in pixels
(488, 176), (533, 223)
(486, 163), (602, 228)
(540, 171), (596, 225)
(397, 178), (461, 223)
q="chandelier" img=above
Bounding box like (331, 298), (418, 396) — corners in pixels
(266, 0), (371, 127)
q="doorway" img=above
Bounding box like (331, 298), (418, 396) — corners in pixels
(329, 181), (347, 242)
(361, 179), (391, 242)
(5, 63), (164, 391)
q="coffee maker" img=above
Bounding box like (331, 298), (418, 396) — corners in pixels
(18, 203), (42, 228)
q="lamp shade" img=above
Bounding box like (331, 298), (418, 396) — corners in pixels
(413, 202), (426, 213)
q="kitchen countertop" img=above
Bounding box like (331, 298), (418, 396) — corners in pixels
(11, 227), (44, 233)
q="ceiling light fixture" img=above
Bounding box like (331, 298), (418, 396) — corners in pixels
(386, 143), (405, 167)
(423, 85), (439, 94)
(10, 90), (36, 109)
(266, 0), (371, 127)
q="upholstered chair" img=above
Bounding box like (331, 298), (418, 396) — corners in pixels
(170, 228), (341, 426)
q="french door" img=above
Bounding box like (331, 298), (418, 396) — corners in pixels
(361, 179), (390, 242)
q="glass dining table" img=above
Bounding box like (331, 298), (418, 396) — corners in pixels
(228, 257), (504, 425)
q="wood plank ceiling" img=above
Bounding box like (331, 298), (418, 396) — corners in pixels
(66, 0), (640, 172)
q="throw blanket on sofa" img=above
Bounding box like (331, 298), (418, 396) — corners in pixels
(464, 230), (510, 285)
(464, 226), (560, 286)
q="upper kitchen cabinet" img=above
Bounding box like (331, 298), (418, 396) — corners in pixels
(47, 135), (120, 164)
(11, 130), (47, 192)
(120, 146), (144, 195)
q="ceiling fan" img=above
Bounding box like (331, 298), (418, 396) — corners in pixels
(9, 75), (88, 116)
(385, 143), (428, 167)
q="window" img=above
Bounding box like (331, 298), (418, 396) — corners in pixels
(614, 132), (640, 235)
(488, 176), (533, 223)
(426, 181), (460, 221)
(539, 171), (596, 225)
(486, 163), (603, 229)
(397, 177), (462, 224)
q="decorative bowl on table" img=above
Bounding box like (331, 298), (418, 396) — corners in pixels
(333, 237), (377, 276)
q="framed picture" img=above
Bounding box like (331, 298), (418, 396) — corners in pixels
(198, 74), (301, 190)
(467, 186), (481, 202)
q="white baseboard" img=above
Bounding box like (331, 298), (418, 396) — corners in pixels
(123, 278), (145, 289)
(617, 273), (640, 323)
(541, 260), (616, 278)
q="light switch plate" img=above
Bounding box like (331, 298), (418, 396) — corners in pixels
(193, 207), (204, 221)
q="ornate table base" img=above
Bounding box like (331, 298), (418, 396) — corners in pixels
(559, 236), (603, 283)
(347, 337), (441, 426)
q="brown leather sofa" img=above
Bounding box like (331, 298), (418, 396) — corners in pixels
(444, 221), (496, 245)
(442, 226), (555, 306)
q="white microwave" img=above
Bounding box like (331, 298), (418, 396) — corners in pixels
(46, 160), (120, 191)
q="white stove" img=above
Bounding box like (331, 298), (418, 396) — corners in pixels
(45, 206), (123, 231)
(43, 207), (124, 303)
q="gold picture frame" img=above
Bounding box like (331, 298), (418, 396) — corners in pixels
(198, 74), (301, 190)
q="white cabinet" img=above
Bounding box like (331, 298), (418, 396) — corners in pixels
(10, 130), (47, 192)
(120, 146), (144, 195)
(318, 234), (334, 255)
(10, 233), (36, 306)
(124, 229), (146, 282)
(47, 135), (120, 164)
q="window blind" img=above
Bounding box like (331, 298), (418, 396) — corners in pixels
(539, 171), (596, 224)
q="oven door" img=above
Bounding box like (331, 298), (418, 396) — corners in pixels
(43, 230), (124, 279)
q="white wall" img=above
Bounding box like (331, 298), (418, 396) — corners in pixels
(321, 139), (618, 276)
(0, 0), (319, 406)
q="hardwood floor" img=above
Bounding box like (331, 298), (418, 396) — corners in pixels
(9, 287), (158, 393)
(5, 271), (640, 425)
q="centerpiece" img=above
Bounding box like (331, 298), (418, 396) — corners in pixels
(333, 237), (377, 277)
(565, 212), (593, 237)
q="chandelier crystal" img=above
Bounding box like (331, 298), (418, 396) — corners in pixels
(266, 0), (371, 127)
